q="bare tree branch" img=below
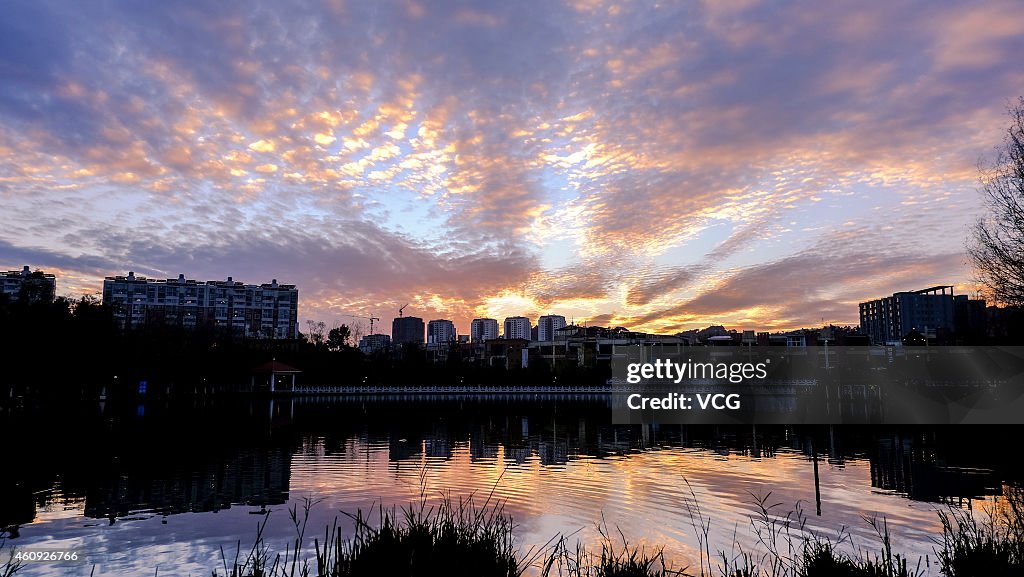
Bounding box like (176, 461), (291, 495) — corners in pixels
(969, 97), (1024, 306)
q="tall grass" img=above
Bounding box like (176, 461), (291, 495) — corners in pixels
(4, 481), (1021, 576)
(208, 481), (1024, 577)
(212, 497), (319, 577)
(538, 515), (685, 577)
(0, 529), (22, 577)
(211, 490), (525, 577)
(317, 494), (520, 577)
(209, 488), (684, 577)
(681, 478), (925, 577)
(936, 485), (1024, 577)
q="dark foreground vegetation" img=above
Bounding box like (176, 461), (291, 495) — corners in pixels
(213, 485), (1024, 577)
(210, 485), (1021, 577)
(6, 485), (1016, 577)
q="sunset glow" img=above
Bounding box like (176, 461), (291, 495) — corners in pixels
(2, 0), (1023, 333)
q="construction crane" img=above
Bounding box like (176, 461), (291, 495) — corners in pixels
(342, 314), (380, 334)
(398, 303), (409, 318)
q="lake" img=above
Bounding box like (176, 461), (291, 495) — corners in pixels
(1, 397), (1019, 576)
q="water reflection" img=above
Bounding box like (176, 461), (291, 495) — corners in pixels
(83, 447), (290, 522)
(1, 398), (1021, 576)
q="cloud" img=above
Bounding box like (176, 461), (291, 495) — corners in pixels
(0, 238), (119, 275)
(625, 225), (972, 331)
(0, 0), (1019, 332)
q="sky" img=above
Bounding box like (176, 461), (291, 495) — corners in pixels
(2, 0), (1023, 335)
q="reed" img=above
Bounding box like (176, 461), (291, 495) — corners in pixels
(207, 482), (1024, 577)
(209, 491), (523, 577)
(537, 514), (685, 577)
(0, 529), (22, 577)
(7, 479), (1021, 576)
(936, 485), (1024, 577)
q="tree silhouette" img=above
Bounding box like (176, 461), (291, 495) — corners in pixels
(327, 324), (352, 350)
(970, 97), (1024, 306)
(304, 320), (327, 349)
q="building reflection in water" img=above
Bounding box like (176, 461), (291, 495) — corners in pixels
(83, 447), (291, 522)
(1, 397), (1019, 537)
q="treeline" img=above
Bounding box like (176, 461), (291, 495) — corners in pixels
(0, 295), (607, 401)
(0, 294), (121, 395)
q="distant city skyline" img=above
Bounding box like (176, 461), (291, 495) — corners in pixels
(2, 1), (1022, 333)
(1, 263), (997, 345)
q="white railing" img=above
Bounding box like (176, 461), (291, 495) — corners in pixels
(290, 384), (613, 395)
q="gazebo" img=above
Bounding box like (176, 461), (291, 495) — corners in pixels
(251, 359), (301, 393)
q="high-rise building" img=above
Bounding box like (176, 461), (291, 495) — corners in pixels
(859, 286), (956, 344)
(392, 316), (425, 345)
(470, 318), (499, 343)
(101, 272), (298, 338)
(427, 319), (457, 344)
(537, 315), (567, 341)
(503, 316), (532, 340)
(358, 333), (391, 354)
(2, 265), (56, 303)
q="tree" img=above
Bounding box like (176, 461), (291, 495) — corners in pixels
(970, 97), (1024, 306)
(305, 320), (327, 349)
(17, 270), (56, 303)
(348, 320), (366, 347)
(327, 324), (352, 351)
